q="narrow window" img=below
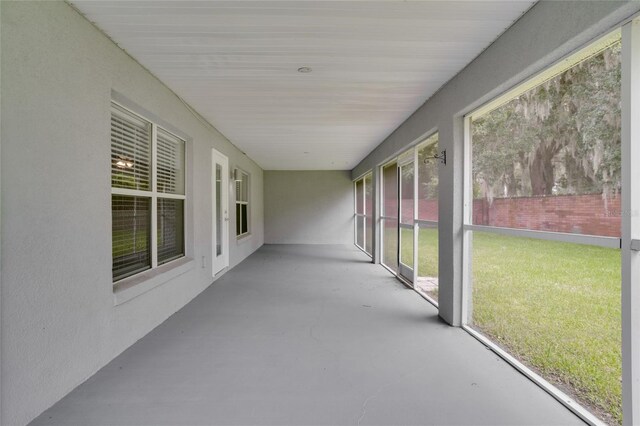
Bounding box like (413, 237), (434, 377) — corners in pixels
(235, 170), (250, 237)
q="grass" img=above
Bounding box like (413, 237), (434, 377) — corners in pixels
(112, 229), (149, 258)
(386, 228), (622, 424)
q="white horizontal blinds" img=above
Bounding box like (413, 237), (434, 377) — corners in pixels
(157, 198), (184, 264)
(156, 128), (185, 195)
(112, 195), (151, 281)
(241, 175), (249, 202)
(110, 101), (187, 283)
(236, 171), (249, 202)
(111, 104), (151, 191)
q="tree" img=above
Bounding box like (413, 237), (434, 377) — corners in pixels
(472, 42), (621, 202)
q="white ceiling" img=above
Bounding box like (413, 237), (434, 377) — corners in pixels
(72, 1), (535, 170)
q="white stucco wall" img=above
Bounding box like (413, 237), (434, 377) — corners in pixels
(264, 171), (353, 245)
(0, 2), (264, 425)
(351, 1), (640, 326)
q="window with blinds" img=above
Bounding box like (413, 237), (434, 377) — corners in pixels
(235, 170), (250, 237)
(157, 198), (184, 264)
(111, 101), (186, 283)
(157, 128), (185, 195)
(112, 196), (151, 279)
(111, 104), (151, 191)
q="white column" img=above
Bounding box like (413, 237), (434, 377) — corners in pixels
(372, 168), (381, 264)
(621, 19), (640, 426)
(438, 117), (464, 326)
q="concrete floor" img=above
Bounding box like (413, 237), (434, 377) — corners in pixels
(31, 245), (583, 426)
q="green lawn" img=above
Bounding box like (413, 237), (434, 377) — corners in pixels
(387, 228), (622, 424)
(472, 231), (621, 424)
(112, 229), (148, 258)
(399, 227), (439, 300)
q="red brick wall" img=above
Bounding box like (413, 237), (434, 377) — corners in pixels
(472, 193), (621, 237)
(387, 199), (438, 223)
(389, 194), (620, 236)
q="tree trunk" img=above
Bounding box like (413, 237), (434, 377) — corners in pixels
(529, 142), (557, 196)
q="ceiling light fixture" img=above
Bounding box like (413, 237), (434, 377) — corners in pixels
(115, 157), (134, 169)
(297, 67), (312, 73)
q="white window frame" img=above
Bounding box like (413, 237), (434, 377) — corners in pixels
(379, 159), (399, 276)
(353, 174), (368, 254)
(111, 101), (187, 283)
(376, 133), (440, 306)
(461, 30), (623, 426)
(235, 169), (250, 239)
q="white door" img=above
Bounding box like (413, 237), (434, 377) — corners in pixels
(212, 148), (229, 275)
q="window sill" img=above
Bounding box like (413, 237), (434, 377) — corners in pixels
(237, 234), (252, 244)
(113, 257), (195, 306)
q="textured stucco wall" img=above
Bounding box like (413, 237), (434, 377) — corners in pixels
(351, 1), (640, 326)
(0, 2), (264, 425)
(264, 171), (353, 244)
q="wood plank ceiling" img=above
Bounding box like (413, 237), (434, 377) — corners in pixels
(72, 1), (535, 170)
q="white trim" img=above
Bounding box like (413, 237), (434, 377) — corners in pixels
(413, 145), (419, 286)
(395, 273), (413, 290)
(621, 19), (640, 426)
(363, 175), (368, 254)
(354, 175), (371, 254)
(379, 261), (397, 277)
(461, 116), (473, 325)
(234, 169), (250, 238)
(150, 123), (158, 269)
(212, 148), (230, 276)
(157, 193), (186, 200)
(464, 224), (620, 249)
(415, 286), (439, 309)
(463, 326), (606, 426)
(111, 92), (191, 143)
(111, 188), (151, 197)
(373, 127), (439, 172)
(354, 180), (358, 247)
(114, 257), (195, 305)
(111, 188), (186, 200)
(376, 167), (383, 265)
(364, 172), (373, 256)
(415, 220), (438, 228)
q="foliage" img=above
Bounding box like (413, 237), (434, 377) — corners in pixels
(417, 133), (439, 199)
(472, 43), (621, 201)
